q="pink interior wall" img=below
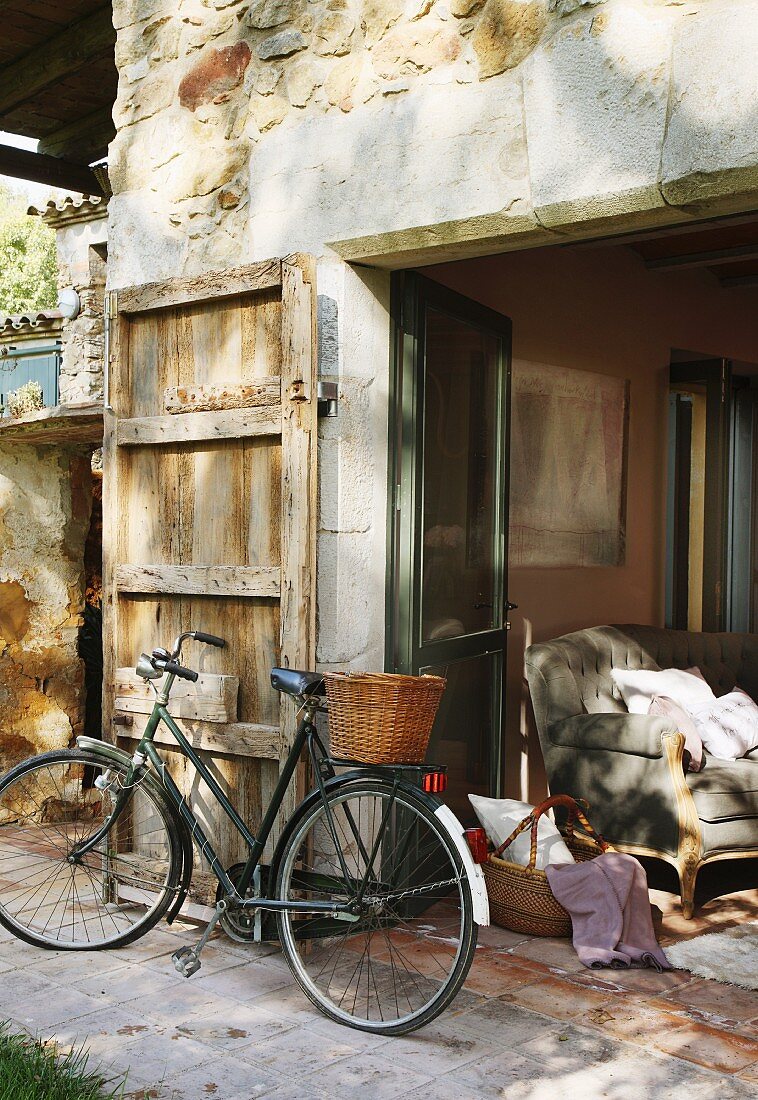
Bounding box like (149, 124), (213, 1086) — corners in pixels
(425, 243), (758, 800)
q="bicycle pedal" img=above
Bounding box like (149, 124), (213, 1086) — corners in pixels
(172, 946), (201, 978)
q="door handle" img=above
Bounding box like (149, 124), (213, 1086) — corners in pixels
(506, 601), (518, 612)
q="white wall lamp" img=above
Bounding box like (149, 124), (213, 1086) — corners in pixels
(57, 287), (81, 320)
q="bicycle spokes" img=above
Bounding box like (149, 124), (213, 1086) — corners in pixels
(0, 754), (179, 948)
(277, 784), (475, 1032)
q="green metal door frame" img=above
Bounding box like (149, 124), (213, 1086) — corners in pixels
(386, 271), (512, 797)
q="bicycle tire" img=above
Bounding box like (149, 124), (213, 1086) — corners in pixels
(275, 778), (477, 1035)
(0, 748), (183, 950)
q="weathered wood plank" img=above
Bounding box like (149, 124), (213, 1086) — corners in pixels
(0, 402), (103, 445)
(115, 668), (239, 722)
(164, 378), (281, 413)
(277, 256), (318, 830)
(116, 712), (282, 759)
(115, 564), (281, 598)
(116, 406), (282, 445)
(117, 261), (282, 315)
(0, 145), (105, 197)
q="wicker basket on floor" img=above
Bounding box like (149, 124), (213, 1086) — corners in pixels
(482, 794), (612, 938)
(324, 671), (446, 764)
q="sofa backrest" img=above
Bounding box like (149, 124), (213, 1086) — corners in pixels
(525, 624), (758, 734)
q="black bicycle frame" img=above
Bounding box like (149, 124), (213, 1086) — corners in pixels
(74, 672), (446, 919)
(75, 678), (353, 917)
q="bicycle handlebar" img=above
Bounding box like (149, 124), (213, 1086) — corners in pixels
(192, 631), (225, 648)
(154, 658), (199, 683)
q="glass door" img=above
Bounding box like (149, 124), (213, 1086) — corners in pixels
(389, 273), (512, 822)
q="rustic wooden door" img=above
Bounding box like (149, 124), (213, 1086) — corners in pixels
(102, 256), (317, 882)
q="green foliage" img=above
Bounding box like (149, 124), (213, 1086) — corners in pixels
(0, 1022), (126, 1099)
(0, 183), (57, 315)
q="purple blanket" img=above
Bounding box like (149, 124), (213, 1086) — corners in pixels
(545, 852), (670, 971)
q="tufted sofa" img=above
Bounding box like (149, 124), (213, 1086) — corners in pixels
(525, 625), (758, 917)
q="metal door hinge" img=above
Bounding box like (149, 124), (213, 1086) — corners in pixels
(317, 381), (338, 417)
(103, 290), (117, 412)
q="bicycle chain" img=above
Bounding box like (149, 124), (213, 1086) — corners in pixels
(373, 875), (462, 903)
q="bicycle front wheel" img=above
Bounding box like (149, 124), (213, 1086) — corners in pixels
(276, 780), (477, 1035)
(0, 749), (182, 949)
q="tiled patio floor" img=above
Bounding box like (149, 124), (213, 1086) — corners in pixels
(1, 885), (756, 1099)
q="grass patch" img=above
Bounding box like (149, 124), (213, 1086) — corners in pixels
(0, 1022), (126, 1100)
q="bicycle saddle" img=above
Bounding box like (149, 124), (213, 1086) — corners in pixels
(271, 667), (325, 697)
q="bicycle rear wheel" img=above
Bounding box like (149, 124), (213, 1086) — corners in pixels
(276, 780), (477, 1035)
(0, 749), (182, 949)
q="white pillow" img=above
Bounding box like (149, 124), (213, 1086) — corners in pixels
(468, 795), (575, 869)
(611, 666), (715, 715)
(688, 689), (758, 760)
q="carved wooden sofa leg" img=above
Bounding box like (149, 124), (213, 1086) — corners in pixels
(663, 732), (704, 920)
(678, 857), (700, 920)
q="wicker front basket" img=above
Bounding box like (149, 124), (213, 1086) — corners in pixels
(482, 795), (612, 938)
(324, 671), (446, 764)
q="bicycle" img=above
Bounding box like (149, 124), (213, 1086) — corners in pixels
(0, 630), (489, 1035)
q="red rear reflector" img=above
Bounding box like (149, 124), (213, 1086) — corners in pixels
(422, 771), (447, 793)
(464, 827), (488, 864)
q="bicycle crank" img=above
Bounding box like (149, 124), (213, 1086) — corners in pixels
(172, 898), (227, 978)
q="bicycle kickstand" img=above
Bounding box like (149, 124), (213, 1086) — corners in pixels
(172, 898), (228, 978)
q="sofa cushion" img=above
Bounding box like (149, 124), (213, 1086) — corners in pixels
(688, 757), (758, 823)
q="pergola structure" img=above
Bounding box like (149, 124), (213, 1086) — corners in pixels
(0, 1), (116, 196)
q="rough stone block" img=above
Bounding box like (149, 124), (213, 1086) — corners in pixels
(373, 17), (461, 78)
(361, 0), (405, 46)
(324, 53), (376, 112)
(247, 0), (304, 29)
(178, 41), (252, 111)
(287, 59), (320, 106)
(257, 30), (307, 59)
(523, 5), (671, 226)
(662, 2), (758, 206)
(472, 0), (546, 79)
(313, 12), (355, 56)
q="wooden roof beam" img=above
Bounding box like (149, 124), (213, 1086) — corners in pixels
(719, 274), (758, 289)
(0, 143), (106, 195)
(0, 6), (115, 116)
(646, 244), (758, 272)
(38, 105), (115, 162)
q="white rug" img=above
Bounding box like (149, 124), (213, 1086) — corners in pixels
(666, 922), (758, 989)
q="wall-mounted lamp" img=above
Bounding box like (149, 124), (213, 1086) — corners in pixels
(57, 287), (81, 320)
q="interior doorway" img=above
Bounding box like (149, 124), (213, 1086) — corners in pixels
(387, 273), (513, 821)
(666, 354), (758, 632)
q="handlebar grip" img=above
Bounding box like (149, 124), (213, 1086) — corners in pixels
(193, 632), (226, 648)
(163, 660), (199, 682)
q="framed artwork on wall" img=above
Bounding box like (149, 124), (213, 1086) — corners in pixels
(510, 360), (629, 568)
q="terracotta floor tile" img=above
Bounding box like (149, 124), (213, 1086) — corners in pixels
(566, 964), (698, 996)
(502, 972), (619, 1022)
(653, 1020), (758, 1073)
(737, 1059), (758, 1083)
(580, 998), (690, 1046)
(651, 978), (758, 1028)
(507, 936), (587, 973)
(463, 952), (541, 997)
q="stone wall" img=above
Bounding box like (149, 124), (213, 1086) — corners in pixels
(55, 216), (107, 405)
(108, 0), (758, 282)
(0, 446), (91, 773)
(31, 198), (108, 406)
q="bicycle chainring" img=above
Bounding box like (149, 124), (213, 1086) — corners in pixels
(217, 862), (276, 943)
